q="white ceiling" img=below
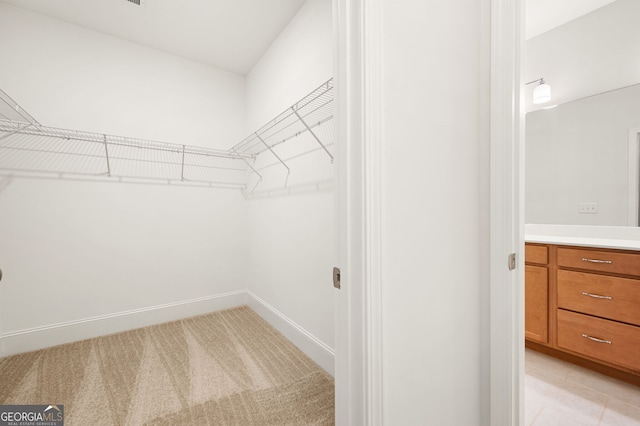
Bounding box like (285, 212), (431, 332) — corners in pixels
(526, 0), (617, 39)
(1, 0), (617, 74)
(0, 0), (307, 75)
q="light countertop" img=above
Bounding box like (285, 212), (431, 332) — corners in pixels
(525, 224), (640, 251)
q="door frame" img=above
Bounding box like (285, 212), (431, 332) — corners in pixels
(333, 0), (524, 424)
(333, 0), (383, 423)
(628, 127), (640, 226)
(489, 0), (526, 425)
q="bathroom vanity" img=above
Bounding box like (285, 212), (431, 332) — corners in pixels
(522, 0), (640, 385)
(525, 225), (640, 385)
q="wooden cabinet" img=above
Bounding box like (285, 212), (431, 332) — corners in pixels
(525, 244), (549, 344)
(525, 243), (640, 382)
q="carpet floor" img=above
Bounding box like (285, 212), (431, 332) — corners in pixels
(0, 306), (335, 425)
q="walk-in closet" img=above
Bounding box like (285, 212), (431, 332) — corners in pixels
(0, 0), (335, 423)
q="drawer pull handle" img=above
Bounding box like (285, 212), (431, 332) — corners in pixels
(581, 291), (612, 300)
(581, 334), (612, 345)
(581, 257), (613, 264)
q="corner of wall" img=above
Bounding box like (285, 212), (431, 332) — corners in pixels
(247, 290), (334, 376)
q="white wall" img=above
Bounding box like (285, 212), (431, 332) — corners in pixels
(0, 4), (248, 355)
(246, 0), (333, 131)
(524, 0), (640, 226)
(379, 0), (488, 423)
(526, 84), (640, 226)
(0, 4), (245, 147)
(244, 0), (335, 353)
(525, 0), (640, 113)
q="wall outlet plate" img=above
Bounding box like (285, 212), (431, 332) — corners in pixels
(579, 203), (599, 214)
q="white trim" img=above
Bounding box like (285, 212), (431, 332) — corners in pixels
(0, 291), (247, 357)
(628, 128), (640, 226)
(490, 0), (525, 425)
(362, 0), (384, 424)
(245, 290), (335, 376)
(1, 290), (336, 381)
(334, 0), (365, 424)
(334, 0), (385, 423)
(480, 1), (491, 424)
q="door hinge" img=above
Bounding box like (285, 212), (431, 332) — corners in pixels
(508, 253), (517, 270)
(333, 267), (341, 289)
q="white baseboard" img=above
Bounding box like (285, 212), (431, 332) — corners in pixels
(0, 290), (335, 378)
(246, 290), (335, 376)
(0, 291), (247, 357)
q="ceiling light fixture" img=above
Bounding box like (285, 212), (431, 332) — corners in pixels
(526, 78), (551, 104)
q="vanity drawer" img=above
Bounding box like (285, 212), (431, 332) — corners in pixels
(557, 247), (640, 277)
(525, 244), (548, 265)
(557, 270), (640, 326)
(557, 309), (640, 372)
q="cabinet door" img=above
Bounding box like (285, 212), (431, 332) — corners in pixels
(525, 265), (549, 344)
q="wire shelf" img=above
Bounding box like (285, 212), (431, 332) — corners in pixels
(0, 78), (335, 191)
(0, 120), (253, 188)
(232, 79), (334, 157)
(233, 79), (335, 193)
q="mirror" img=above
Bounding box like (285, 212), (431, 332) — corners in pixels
(524, 0), (640, 227)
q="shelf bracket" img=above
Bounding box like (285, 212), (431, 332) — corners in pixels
(255, 132), (290, 186)
(180, 144), (185, 181)
(292, 107), (333, 163)
(103, 134), (111, 177)
(244, 159), (263, 192)
(230, 146), (262, 192)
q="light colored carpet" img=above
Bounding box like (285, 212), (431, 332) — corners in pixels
(0, 306), (335, 425)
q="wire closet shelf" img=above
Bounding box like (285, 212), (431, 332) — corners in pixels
(0, 78), (334, 192)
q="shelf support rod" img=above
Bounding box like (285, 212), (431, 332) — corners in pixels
(103, 134), (111, 177)
(231, 146), (263, 192)
(230, 147), (262, 180)
(255, 132), (290, 184)
(242, 158), (262, 182)
(0, 123), (34, 142)
(292, 107), (333, 163)
(245, 159), (263, 193)
(180, 144), (185, 181)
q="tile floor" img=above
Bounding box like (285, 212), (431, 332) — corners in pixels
(525, 348), (640, 425)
